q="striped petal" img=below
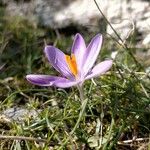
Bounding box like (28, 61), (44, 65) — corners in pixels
(44, 46), (74, 79)
(85, 60), (113, 80)
(83, 34), (103, 76)
(26, 74), (59, 86)
(72, 33), (86, 72)
(54, 78), (79, 88)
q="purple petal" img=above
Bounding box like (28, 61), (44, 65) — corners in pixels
(44, 46), (74, 79)
(26, 74), (60, 86)
(71, 33), (86, 71)
(83, 34), (103, 76)
(53, 78), (78, 88)
(85, 60), (113, 80)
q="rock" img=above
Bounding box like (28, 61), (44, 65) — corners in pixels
(2, 107), (40, 122)
(106, 0), (150, 46)
(2, 0), (150, 46)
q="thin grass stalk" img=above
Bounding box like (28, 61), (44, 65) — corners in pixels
(93, 0), (144, 70)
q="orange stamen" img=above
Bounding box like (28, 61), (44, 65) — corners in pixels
(65, 54), (78, 77)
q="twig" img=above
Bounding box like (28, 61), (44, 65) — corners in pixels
(118, 137), (150, 144)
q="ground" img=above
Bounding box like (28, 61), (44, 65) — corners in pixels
(0, 5), (150, 150)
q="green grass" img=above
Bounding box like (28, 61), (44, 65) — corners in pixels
(0, 6), (150, 150)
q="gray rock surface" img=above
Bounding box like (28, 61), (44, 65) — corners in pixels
(2, 107), (40, 122)
(2, 0), (150, 46)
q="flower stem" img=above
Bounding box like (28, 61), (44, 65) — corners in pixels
(70, 98), (88, 134)
(77, 84), (84, 102)
(59, 85), (88, 149)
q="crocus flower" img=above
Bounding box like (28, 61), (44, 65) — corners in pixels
(26, 33), (112, 88)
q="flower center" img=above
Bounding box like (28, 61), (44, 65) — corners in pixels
(65, 54), (78, 77)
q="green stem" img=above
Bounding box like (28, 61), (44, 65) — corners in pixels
(70, 98), (88, 135)
(58, 85), (88, 149)
(102, 116), (115, 150)
(77, 84), (84, 102)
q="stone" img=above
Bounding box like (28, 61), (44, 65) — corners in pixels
(1, 0), (150, 46)
(2, 107), (40, 122)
